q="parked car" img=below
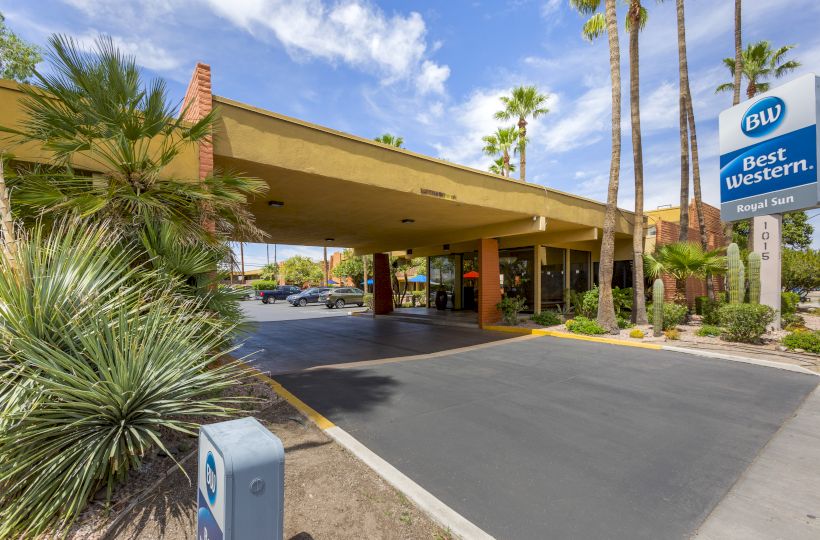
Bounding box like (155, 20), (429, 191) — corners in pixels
(287, 287), (332, 307)
(321, 287), (365, 308)
(258, 285), (302, 304)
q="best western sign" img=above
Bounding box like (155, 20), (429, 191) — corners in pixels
(719, 73), (820, 221)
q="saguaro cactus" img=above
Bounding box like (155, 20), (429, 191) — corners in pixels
(653, 279), (664, 337)
(727, 243), (741, 304)
(748, 252), (761, 304)
(738, 261), (745, 303)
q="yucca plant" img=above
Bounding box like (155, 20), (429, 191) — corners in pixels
(0, 221), (252, 537)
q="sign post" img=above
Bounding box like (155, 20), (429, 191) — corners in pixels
(198, 417), (285, 540)
(719, 73), (820, 327)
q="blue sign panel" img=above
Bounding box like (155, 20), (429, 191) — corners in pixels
(198, 490), (224, 540)
(719, 74), (820, 221)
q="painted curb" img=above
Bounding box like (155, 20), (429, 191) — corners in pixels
(483, 325), (663, 350)
(662, 345), (820, 376)
(245, 366), (494, 540)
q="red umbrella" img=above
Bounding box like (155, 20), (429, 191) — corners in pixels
(463, 271), (479, 279)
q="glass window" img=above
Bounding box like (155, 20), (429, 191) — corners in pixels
(569, 250), (591, 294)
(461, 252), (478, 311)
(500, 248), (534, 312)
(540, 247), (565, 310)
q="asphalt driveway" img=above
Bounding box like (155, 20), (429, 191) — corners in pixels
(274, 334), (818, 540)
(235, 302), (515, 374)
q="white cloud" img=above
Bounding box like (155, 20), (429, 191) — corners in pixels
(541, 0), (562, 18)
(205, 0), (449, 92)
(416, 60), (450, 95)
(543, 84), (611, 153)
(73, 31), (182, 71)
(634, 81), (678, 132)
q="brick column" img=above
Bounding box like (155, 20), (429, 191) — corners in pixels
(373, 253), (393, 315)
(478, 238), (501, 327)
(181, 63), (213, 180)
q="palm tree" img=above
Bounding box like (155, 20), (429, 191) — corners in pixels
(644, 242), (726, 306)
(494, 86), (549, 182)
(570, 0), (622, 333)
(1, 35), (267, 245)
(626, 0), (648, 324)
(489, 157), (516, 176)
(374, 133), (404, 147)
(482, 126), (520, 178)
(716, 41), (801, 99)
(259, 262), (279, 281)
(732, 0), (742, 106)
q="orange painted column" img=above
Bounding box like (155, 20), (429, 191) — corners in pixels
(478, 238), (501, 327)
(373, 253), (394, 315)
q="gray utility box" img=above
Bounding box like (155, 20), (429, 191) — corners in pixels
(197, 417), (285, 540)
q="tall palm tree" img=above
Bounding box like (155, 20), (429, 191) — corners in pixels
(570, 0), (622, 333)
(716, 41), (801, 99)
(494, 86), (549, 182)
(374, 133), (404, 147)
(627, 0), (648, 324)
(489, 156), (516, 176)
(482, 126), (520, 178)
(732, 0), (742, 106)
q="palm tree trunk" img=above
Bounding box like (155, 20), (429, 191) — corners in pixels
(597, 0), (622, 333)
(678, 94), (690, 243)
(733, 0), (742, 106)
(628, 1), (647, 325)
(503, 150), (511, 178)
(518, 118), (527, 182)
(675, 0), (691, 243)
(0, 158), (17, 270)
(685, 98), (712, 298)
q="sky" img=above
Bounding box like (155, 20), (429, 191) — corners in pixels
(3, 0), (820, 270)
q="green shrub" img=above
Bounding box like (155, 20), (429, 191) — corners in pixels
(616, 316), (634, 329)
(363, 293), (374, 311)
(0, 222), (249, 537)
(647, 302), (687, 330)
(694, 296), (709, 315)
(781, 291), (800, 316)
(531, 310), (562, 326)
(251, 279), (278, 290)
(696, 324), (722, 337)
(566, 316), (607, 335)
(497, 296), (527, 325)
(700, 298), (724, 326)
(612, 287), (633, 315)
(782, 313), (805, 328)
(718, 303), (775, 343)
(629, 328), (645, 339)
(782, 330), (820, 353)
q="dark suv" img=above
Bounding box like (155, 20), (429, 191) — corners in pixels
(287, 287), (332, 307)
(257, 285), (301, 304)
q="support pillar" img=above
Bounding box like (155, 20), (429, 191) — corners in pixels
(751, 214), (782, 329)
(478, 238), (501, 327)
(373, 253), (393, 315)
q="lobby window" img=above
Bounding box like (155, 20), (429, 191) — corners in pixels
(540, 246), (565, 310)
(429, 255), (455, 308)
(499, 247), (534, 312)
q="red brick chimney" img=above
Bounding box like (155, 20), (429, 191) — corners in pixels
(181, 62), (213, 180)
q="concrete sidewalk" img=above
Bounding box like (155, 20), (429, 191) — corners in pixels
(694, 386), (820, 540)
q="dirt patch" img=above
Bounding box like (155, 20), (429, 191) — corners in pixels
(65, 380), (452, 540)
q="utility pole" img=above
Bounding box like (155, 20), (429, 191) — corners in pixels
(240, 242), (245, 282)
(323, 245), (328, 287)
(266, 243), (270, 265)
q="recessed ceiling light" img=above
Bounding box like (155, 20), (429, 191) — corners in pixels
(268, 200), (285, 208)
(401, 218), (415, 224)
(325, 238), (335, 242)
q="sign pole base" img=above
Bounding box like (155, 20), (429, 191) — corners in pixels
(751, 214), (782, 330)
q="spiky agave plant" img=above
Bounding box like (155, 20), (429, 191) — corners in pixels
(0, 220), (252, 537)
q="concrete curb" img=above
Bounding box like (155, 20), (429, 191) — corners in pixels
(245, 366), (494, 540)
(662, 345), (819, 377)
(326, 426), (494, 540)
(483, 325), (663, 350)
